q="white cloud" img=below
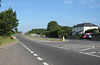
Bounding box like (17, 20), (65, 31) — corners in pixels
(63, 0), (73, 4)
(63, 0), (100, 8)
(78, 0), (100, 8)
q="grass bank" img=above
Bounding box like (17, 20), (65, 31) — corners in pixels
(0, 36), (18, 46)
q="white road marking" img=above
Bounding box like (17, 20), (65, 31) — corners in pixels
(19, 42), (49, 64)
(98, 52), (100, 53)
(27, 48), (32, 52)
(43, 62), (49, 65)
(80, 48), (91, 51)
(79, 52), (100, 58)
(30, 51), (34, 54)
(19, 42), (29, 49)
(93, 46), (95, 49)
(33, 54), (38, 56)
(36, 57), (43, 60)
(90, 52), (96, 54)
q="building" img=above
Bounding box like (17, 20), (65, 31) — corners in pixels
(72, 23), (99, 35)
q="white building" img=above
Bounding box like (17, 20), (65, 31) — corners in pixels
(72, 23), (99, 35)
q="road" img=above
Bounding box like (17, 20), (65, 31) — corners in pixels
(0, 42), (42, 65)
(16, 34), (100, 65)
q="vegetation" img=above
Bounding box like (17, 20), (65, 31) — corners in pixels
(46, 21), (72, 38)
(0, 0), (1, 7)
(0, 36), (18, 46)
(0, 1), (19, 46)
(23, 35), (63, 42)
(0, 8), (19, 36)
(85, 29), (99, 35)
(28, 29), (46, 35)
(28, 21), (72, 38)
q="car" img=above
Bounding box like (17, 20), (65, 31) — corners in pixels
(86, 35), (92, 39)
(81, 33), (92, 39)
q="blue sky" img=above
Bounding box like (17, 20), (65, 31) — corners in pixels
(0, 0), (100, 32)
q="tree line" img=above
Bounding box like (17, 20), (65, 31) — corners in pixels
(27, 21), (72, 38)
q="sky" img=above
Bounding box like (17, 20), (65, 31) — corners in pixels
(0, 0), (100, 32)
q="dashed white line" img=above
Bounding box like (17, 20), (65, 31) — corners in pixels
(19, 42), (29, 50)
(30, 51), (34, 54)
(19, 42), (50, 65)
(33, 54), (38, 56)
(98, 52), (100, 53)
(36, 57), (43, 60)
(43, 62), (49, 65)
(27, 49), (32, 52)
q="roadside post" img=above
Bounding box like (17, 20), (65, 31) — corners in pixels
(62, 36), (65, 41)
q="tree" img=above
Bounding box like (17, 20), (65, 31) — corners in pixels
(47, 21), (60, 31)
(46, 21), (72, 38)
(28, 29), (46, 35)
(0, 8), (19, 36)
(85, 29), (99, 35)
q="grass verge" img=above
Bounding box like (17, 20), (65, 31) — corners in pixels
(23, 35), (66, 42)
(0, 36), (18, 47)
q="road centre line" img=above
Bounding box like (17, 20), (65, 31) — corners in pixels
(19, 42), (34, 53)
(43, 62), (49, 65)
(30, 51), (34, 54)
(19, 42), (29, 50)
(33, 54), (38, 56)
(19, 42), (50, 65)
(36, 57), (43, 60)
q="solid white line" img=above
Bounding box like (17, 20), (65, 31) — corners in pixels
(90, 52), (96, 54)
(79, 52), (100, 58)
(33, 54), (38, 56)
(80, 48), (91, 51)
(36, 57), (43, 60)
(43, 62), (49, 65)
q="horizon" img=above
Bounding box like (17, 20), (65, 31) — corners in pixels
(0, 0), (100, 32)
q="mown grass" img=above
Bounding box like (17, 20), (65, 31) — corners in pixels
(0, 36), (18, 46)
(23, 34), (66, 42)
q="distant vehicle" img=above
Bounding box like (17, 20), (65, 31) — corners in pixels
(86, 35), (92, 39)
(81, 33), (92, 39)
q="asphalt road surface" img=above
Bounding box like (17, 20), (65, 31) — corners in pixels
(0, 43), (42, 65)
(16, 34), (100, 65)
